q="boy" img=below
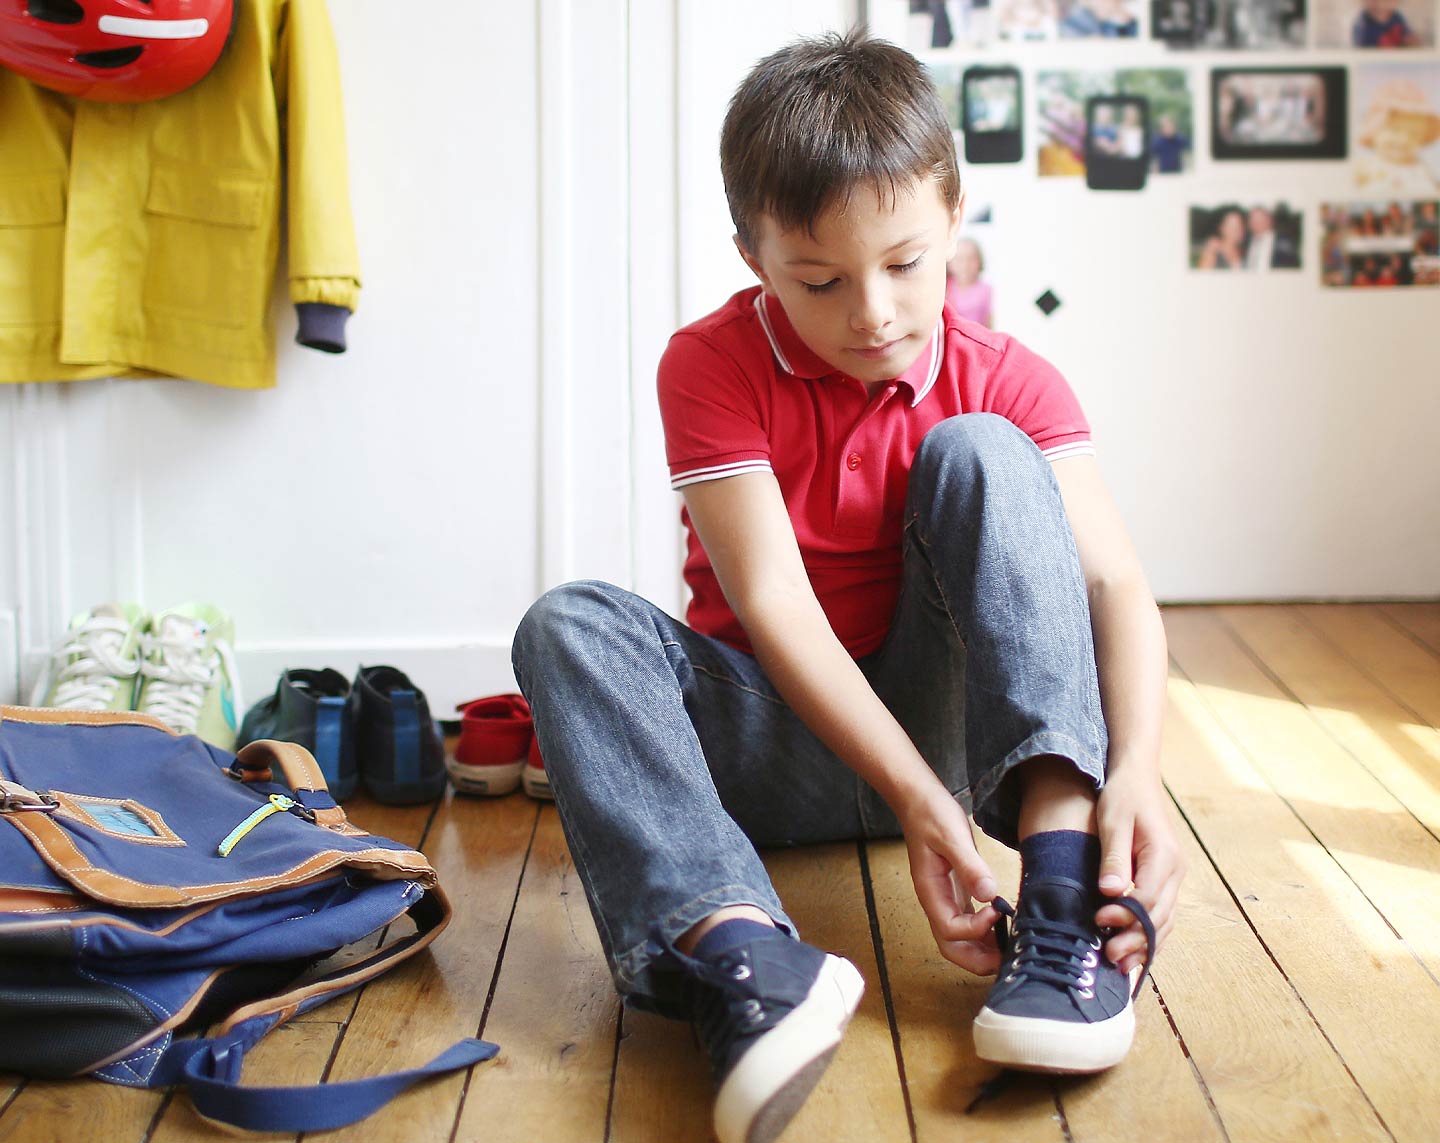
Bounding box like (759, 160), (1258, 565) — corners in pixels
(512, 30), (1183, 1143)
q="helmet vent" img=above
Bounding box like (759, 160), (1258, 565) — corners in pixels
(75, 45), (145, 68)
(27, 0), (84, 23)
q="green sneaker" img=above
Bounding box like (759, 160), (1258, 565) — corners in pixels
(136, 603), (242, 750)
(29, 603), (148, 713)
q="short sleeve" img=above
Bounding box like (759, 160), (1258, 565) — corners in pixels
(657, 332), (774, 490)
(983, 336), (1094, 462)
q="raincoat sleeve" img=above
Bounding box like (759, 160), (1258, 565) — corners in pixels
(275, 0), (361, 352)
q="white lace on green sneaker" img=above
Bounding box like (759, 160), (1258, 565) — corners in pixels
(137, 607), (241, 747)
(30, 604), (146, 713)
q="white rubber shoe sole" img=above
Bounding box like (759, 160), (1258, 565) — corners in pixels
(521, 762), (552, 801)
(973, 1001), (1135, 1074)
(445, 755), (523, 796)
(713, 954), (865, 1143)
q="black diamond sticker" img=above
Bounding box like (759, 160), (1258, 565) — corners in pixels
(1035, 290), (1062, 316)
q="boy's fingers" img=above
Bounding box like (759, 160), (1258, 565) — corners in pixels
(1098, 814), (1134, 895)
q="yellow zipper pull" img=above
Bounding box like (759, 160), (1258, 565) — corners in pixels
(217, 793), (298, 857)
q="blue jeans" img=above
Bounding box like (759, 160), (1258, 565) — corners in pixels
(511, 414), (1107, 1018)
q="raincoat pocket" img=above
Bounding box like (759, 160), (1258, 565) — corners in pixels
(142, 164), (271, 330)
(0, 173), (66, 328)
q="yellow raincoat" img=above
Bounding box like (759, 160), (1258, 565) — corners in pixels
(0, 0), (360, 389)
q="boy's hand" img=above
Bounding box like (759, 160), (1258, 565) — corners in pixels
(898, 787), (1002, 975)
(1095, 768), (1186, 973)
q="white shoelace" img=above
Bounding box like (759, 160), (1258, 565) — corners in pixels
(137, 620), (239, 735)
(33, 616), (140, 711)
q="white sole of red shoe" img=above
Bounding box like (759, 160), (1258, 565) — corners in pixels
(445, 755), (523, 796)
(521, 763), (552, 801)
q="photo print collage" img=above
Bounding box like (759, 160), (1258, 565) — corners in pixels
(896, 0), (1440, 288)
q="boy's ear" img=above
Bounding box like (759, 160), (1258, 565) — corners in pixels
(733, 233), (775, 293)
(945, 193), (966, 260)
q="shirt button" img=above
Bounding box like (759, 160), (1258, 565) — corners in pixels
(846, 453), (862, 470)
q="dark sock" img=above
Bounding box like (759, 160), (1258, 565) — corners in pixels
(1019, 829), (1100, 888)
(692, 917), (779, 962)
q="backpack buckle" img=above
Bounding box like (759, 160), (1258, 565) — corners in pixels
(0, 779), (59, 813)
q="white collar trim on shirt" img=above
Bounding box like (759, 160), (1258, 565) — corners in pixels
(757, 292), (943, 406)
(909, 323), (943, 408)
(754, 293), (796, 375)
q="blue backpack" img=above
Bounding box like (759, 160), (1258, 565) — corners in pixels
(0, 705), (496, 1133)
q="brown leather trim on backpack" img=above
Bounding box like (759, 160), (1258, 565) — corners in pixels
(235, 740), (330, 795)
(0, 886), (85, 914)
(215, 885), (453, 1036)
(0, 705), (175, 734)
(7, 810), (437, 906)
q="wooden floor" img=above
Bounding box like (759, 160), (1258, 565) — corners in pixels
(4, 602), (1440, 1142)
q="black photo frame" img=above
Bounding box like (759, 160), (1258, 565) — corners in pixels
(1210, 66), (1347, 160)
(1085, 95), (1150, 190)
(962, 65), (1024, 165)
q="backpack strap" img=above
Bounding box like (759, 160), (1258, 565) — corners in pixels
(164, 1026), (496, 1132)
(146, 884), (497, 1131)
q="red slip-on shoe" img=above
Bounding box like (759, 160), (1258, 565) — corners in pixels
(522, 732), (553, 802)
(447, 693), (533, 796)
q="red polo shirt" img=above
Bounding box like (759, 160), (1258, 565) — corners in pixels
(657, 286), (1093, 657)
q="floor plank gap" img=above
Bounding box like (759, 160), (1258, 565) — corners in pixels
(858, 838), (918, 1143)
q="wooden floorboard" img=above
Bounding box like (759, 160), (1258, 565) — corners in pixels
(5, 601), (1439, 1142)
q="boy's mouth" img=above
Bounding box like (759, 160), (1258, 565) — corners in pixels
(849, 337), (904, 360)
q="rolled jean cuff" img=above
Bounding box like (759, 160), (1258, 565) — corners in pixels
(969, 731), (1107, 849)
(613, 885), (796, 1019)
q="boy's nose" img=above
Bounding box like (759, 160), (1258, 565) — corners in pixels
(850, 279), (896, 335)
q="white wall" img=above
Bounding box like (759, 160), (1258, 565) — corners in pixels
(2, 0), (1435, 713)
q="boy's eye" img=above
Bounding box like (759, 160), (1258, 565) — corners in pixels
(892, 256), (923, 274)
(801, 278), (839, 294)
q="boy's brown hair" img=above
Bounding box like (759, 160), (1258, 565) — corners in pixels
(720, 29), (961, 253)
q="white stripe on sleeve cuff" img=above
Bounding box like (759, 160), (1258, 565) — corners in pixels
(1043, 442), (1096, 462)
(670, 460), (774, 490)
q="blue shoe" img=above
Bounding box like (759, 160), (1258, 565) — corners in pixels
(973, 877), (1154, 1074)
(237, 668), (358, 800)
(350, 665), (446, 805)
(677, 928), (864, 1143)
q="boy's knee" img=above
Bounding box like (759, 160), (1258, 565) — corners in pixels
(910, 413), (1046, 502)
(511, 579), (628, 670)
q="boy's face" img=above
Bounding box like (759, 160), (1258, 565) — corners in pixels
(737, 178), (961, 385)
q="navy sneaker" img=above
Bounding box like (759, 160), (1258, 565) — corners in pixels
(349, 665), (447, 805)
(679, 928), (864, 1143)
(237, 667), (358, 800)
(973, 876), (1154, 1074)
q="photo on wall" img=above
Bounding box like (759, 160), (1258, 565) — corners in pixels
(1319, 200), (1440, 284)
(904, 0), (996, 49)
(1353, 65), (1440, 195)
(1189, 202), (1304, 269)
(1152, 0), (1306, 47)
(1039, 69), (1193, 176)
(1211, 67), (1348, 160)
(1311, 0), (1434, 46)
(993, 0), (1143, 37)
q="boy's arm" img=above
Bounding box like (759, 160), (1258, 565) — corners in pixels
(683, 471), (1003, 974)
(1051, 455), (1186, 973)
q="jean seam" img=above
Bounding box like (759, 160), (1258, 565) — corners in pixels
(903, 512), (969, 654)
(690, 664), (788, 707)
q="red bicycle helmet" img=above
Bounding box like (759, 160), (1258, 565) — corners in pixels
(0, 0), (235, 103)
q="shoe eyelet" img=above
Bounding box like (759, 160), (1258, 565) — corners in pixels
(1077, 988), (1094, 1000)
(742, 998), (764, 1024)
(731, 963), (753, 981)
(1077, 970), (1095, 988)
(1004, 973), (1016, 983)
(1090, 936), (1103, 950)
(1082, 951), (1098, 968)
